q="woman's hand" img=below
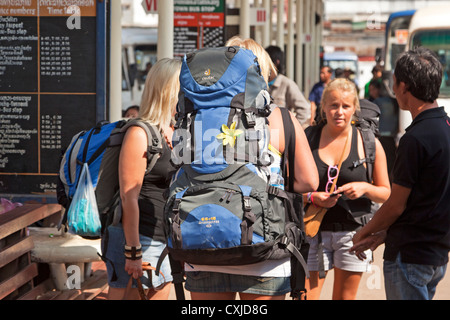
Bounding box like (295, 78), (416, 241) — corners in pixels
(335, 182), (369, 200)
(311, 191), (341, 208)
(125, 258), (143, 279)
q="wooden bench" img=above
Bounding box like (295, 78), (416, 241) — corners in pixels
(0, 204), (62, 300)
(0, 203), (108, 300)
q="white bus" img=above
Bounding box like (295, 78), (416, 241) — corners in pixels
(399, 5), (450, 133)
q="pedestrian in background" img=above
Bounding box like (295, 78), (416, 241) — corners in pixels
(265, 45), (311, 128)
(309, 66), (333, 125)
(351, 47), (450, 300)
(364, 65), (383, 100)
(123, 105), (140, 118)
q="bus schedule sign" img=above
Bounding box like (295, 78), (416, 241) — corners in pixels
(0, 1), (105, 197)
(174, 0), (225, 56)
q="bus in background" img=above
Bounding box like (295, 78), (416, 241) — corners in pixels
(383, 10), (416, 73)
(323, 51), (360, 90)
(121, 27), (158, 113)
(374, 10), (416, 180)
(398, 5), (450, 134)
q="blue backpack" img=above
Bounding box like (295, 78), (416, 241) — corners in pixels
(57, 119), (162, 237)
(159, 47), (309, 299)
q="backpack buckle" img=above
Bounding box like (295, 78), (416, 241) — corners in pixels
(243, 197), (252, 211)
(245, 112), (256, 127)
(172, 199), (181, 213)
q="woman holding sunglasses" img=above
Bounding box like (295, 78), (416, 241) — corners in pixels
(303, 78), (390, 300)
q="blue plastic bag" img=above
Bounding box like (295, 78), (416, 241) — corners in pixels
(67, 163), (101, 237)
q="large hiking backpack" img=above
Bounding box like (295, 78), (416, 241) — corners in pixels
(353, 99), (380, 183)
(57, 118), (162, 237)
(160, 46), (309, 298)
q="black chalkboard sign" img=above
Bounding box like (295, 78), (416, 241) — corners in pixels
(0, 2), (107, 198)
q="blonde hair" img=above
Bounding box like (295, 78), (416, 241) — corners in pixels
(320, 78), (360, 122)
(139, 58), (181, 127)
(225, 36), (277, 85)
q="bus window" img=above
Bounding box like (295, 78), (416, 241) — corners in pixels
(411, 30), (450, 98)
(384, 11), (415, 71)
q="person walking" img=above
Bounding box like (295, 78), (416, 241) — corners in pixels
(304, 78), (390, 300)
(183, 37), (319, 300)
(265, 45), (311, 128)
(309, 66), (333, 125)
(102, 58), (181, 300)
(351, 47), (450, 300)
(364, 65), (383, 100)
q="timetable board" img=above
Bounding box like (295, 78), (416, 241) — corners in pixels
(174, 0), (225, 57)
(0, 1), (107, 197)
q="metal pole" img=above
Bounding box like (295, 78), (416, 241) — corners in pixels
(110, 0), (122, 122)
(295, 0), (304, 91)
(254, 0), (263, 45)
(304, 0), (311, 95)
(276, 0), (284, 49)
(157, 0), (174, 60)
(286, 0), (294, 79)
(240, 0), (250, 39)
(262, 0), (271, 47)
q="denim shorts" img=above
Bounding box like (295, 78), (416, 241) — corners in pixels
(101, 225), (173, 289)
(307, 231), (372, 273)
(185, 271), (291, 296)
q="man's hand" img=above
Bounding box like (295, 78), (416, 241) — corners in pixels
(350, 230), (386, 261)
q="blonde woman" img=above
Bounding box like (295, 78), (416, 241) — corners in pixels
(183, 37), (319, 300)
(103, 58), (181, 300)
(304, 78), (390, 299)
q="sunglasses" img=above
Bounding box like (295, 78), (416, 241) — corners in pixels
(325, 165), (339, 193)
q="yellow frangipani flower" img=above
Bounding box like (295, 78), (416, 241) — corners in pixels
(216, 121), (243, 148)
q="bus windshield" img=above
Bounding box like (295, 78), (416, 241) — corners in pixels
(411, 29), (450, 98)
(324, 60), (357, 73)
(385, 14), (413, 71)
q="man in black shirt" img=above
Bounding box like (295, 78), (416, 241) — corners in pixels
(351, 47), (450, 300)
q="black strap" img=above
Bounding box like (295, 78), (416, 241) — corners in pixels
(279, 107), (296, 192)
(317, 231), (326, 279)
(278, 107), (312, 298)
(155, 246), (185, 300)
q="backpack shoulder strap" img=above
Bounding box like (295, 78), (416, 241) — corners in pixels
(121, 118), (163, 173)
(279, 107), (296, 192)
(355, 126), (376, 183)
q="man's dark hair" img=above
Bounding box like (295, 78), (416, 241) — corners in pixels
(265, 45), (285, 74)
(322, 66), (333, 74)
(394, 47), (443, 103)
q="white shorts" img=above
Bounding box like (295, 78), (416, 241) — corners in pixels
(307, 230), (372, 273)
